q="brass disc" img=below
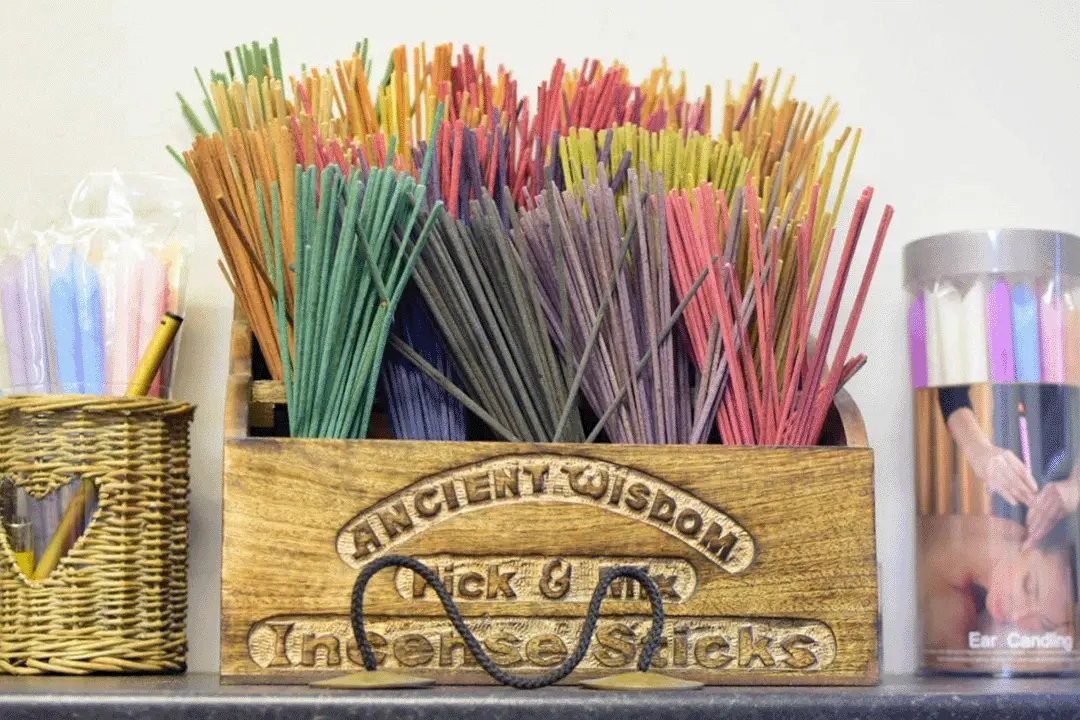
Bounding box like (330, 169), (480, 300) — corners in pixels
(580, 671), (704, 691)
(310, 670), (436, 690)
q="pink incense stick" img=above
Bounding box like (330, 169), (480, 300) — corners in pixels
(802, 202), (894, 445)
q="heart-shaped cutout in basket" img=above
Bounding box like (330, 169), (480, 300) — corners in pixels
(1, 478), (97, 582)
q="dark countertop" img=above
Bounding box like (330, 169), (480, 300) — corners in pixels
(1, 674), (1080, 719)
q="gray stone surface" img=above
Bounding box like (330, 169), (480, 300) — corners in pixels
(1, 674), (1079, 719)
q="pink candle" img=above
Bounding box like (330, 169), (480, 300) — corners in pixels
(1018, 403), (1032, 472)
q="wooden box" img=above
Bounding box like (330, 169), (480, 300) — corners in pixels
(221, 309), (879, 686)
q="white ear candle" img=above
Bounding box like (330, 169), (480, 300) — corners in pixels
(959, 280), (989, 383)
(936, 284), (966, 385)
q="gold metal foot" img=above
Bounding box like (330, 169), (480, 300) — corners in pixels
(309, 670), (436, 690)
(579, 671), (704, 691)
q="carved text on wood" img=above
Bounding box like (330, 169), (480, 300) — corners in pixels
(337, 454), (755, 573)
(393, 555), (698, 604)
(248, 615), (837, 673)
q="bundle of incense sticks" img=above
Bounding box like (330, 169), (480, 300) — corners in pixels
(179, 40), (889, 445)
(174, 39), (708, 198)
(394, 187), (582, 443)
(517, 167), (709, 444)
(381, 289), (467, 440)
(667, 181), (891, 445)
(255, 160), (441, 440)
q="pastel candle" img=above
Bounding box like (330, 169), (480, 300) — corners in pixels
(119, 252), (142, 390)
(136, 255), (167, 396)
(959, 280), (989, 383)
(0, 258), (29, 391)
(933, 284), (966, 385)
(20, 249), (51, 393)
(100, 257), (122, 394)
(1018, 403), (1032, 473)
(925, 288), (944, 386)
(1039, 283), (1065, 383)
(160, 255), (183, 394)
(49, 248), (82, 394)
(1012, 285), (1041, 383)
(987, 278), (1016, 382)
(0, 291), (10, 393)
(908, 293), (929, 387)
(74, 254), (104, 395)
(101, 255), (141, 396)
(1066, 292), (1080, 385)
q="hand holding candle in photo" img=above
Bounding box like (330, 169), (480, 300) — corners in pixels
(940, 389), (1038, 507)
(1025, 473), (1080, 550)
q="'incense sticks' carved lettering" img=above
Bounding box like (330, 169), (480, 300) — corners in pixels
(738, 626), (776, 668)
(337, 454), (755, 573)
(248, 615), (837, 673)
(300, 633), (341, 667)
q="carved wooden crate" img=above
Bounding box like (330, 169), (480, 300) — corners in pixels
(222, 308), (879, 686)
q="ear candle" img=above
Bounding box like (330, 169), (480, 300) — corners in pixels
(21, 249), (51, 393)
(1018, 402), (1032, 473)
(959, 280), (989, 383)
(136, 257), (168, 396)
(74, 254), (104, 395)
(987, 277), (1016, 382)
(100, 257), (125, 395)
(934, 285), (966, 385)
(0, 300), (10, 393)
(1012, 284), (1041, 383)
(49, 248), (82, 394)
(118, 252), (143, 393)
(1039, 282), (1065, 383)
(0, 258), (30, 392)
(1065, 291), (1080, 385)
(908, 293), (928, 387)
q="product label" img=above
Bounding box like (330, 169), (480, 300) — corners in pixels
(915, 383), (1080, 672)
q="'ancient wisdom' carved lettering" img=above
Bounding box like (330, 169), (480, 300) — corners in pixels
(247, 615), (836, 672)
(336, 454), (755, 573)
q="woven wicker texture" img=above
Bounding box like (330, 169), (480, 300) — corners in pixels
(0, 395), (194, 675)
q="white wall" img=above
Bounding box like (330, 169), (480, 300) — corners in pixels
(0, 0), (1076, 676)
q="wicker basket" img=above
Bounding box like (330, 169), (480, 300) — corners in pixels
(0, 395), (194, 675)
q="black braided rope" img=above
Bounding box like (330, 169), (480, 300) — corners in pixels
(351, 555), (666, 689)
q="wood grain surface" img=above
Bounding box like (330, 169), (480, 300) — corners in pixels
(221, 308), (879, 686)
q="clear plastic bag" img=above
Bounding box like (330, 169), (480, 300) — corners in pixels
(0, 172), (193, 397)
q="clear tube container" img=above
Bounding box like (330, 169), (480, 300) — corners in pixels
(904, 229), (1080, 675)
